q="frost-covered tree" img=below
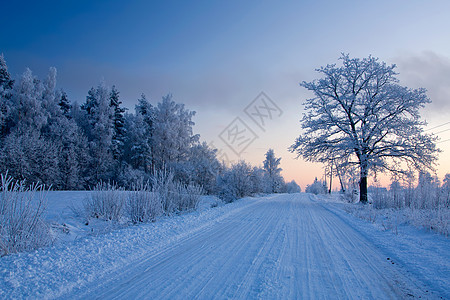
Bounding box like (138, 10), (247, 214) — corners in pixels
(217, 161), (254, 202)
(48, 107), (87, 190)
(442, 174), (450, 208)
(172, 142), (221, 194)
(8, 68), (46, 132)
(136, 93), (154, 125)
(0, 68), (63, 184)
(37, 69), (88, 189)
(79, 83), (114, 185)
(58, 90), (71, 119)
(305, 177), (327, 195)
(123, 112), (151, 171)
(110, 85), (126, 160)
(263, 149), (284, 193)
(40, 67), (61, 136)
(291, 54), (439, 203)
(389, 180), (403, 208)
(81, 87), (99, 116)
(0, 66), (86, 188)
(131, 94), (154, 171)
(0, 54), (14, 138)
(0, 54), (14, 93)
(153, 94), (199, 170)
(41, 67), (57, 114)
(56, 124), (85, 189)
(0, 129), (59, 185)
(284, 180), (301, 193)
(416, 171), (441, 209)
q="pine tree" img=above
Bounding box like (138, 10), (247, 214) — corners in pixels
(58, 90), (72, 118)
(123, 112), (152, 172)
(136, 93), (153, 125)
(109, 85), (126, 160)
(81, 87), (98, 116)
(134, 94), (154, 171)
(79, 83), (114, 185)
(0, 54), (14, 138)
(0, 54), (14, 94)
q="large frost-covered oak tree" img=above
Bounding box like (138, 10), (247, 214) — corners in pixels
(290, 54), (439, 203)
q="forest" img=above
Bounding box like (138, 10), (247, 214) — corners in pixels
(0, 54), (300, 198)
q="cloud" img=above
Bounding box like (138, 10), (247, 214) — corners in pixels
(395, 51), (450, 112)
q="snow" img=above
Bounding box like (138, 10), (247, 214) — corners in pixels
(314, 194), (450, 298)
(1, 193), (448, 299)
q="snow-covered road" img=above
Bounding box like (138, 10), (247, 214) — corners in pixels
(62, 193), (434, 299)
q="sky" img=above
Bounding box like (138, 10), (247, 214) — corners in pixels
(1, 0), (450, 189)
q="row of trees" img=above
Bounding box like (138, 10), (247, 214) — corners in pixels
(217, 153), (300, 203)
(371, 172), (450, 210)
(0, 54), (299, 197)
(304, 166), (449, 211)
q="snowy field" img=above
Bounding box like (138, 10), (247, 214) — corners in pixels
(0, 193), (449, 299)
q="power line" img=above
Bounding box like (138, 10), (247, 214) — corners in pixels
(432, 128), (450, 135)
(424, 121), (450, 132)
(437, 138), (450, 144)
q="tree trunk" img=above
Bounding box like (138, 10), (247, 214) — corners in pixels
(328, 164), (333, 194)
(359, 176), (368, 203)
(359, 156), (369, 204)
(336, 166), (345, 193)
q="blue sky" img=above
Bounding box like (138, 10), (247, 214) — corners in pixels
(1, 0), (450, 187)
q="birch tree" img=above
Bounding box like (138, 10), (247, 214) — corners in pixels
(152, 95), (199, 170)
(290, 54), (438, 203)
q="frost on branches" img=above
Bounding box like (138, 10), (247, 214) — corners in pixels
(263, 149), (284, 193)
(291, 54), (439, 203)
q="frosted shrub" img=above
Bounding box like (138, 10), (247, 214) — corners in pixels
(83, 182), (126, 221)
(150, 170), (204, 214)
(229, 161), (253, 199)
(151, 169), (177, 214)
(285, 180), (301, 193)
(0, 174), (52, 256)
(174, 183), (204, 211)
(415, 172), (441, 209)
(389, 181), (403, 208)
(371, 186), (389, 209)
(372, 181), (404, 209)
(359, 174), (450, 236)
(406, 208), (449, 237)
(86, 170), (204, 224)
(343, 204), (377, 223)
(117, 166), (151, 190)
(216, 177), (238, 203)
(127, 182), (162, 224)
(443, 174), (450, 208)
(249, 167), (266, 194)
(305, 178), (327, 195)
(216, 161), (253, 203)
